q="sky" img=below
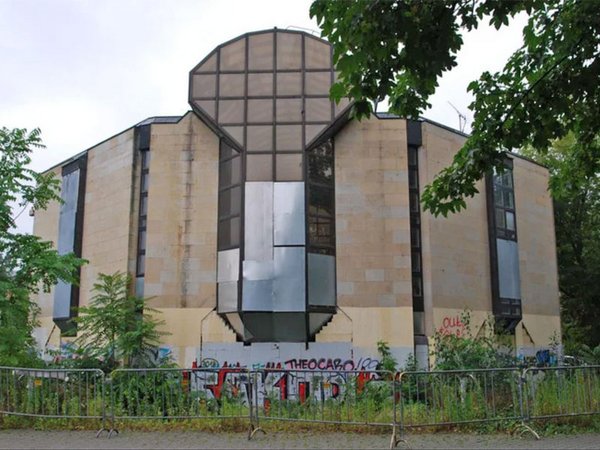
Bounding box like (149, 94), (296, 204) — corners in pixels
(0, 0), (526, 234)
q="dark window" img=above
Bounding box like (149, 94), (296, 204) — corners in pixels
(493, 168), (517, 241)
(218, 140), (242, 251)
(307, 140), (335, 255)
(136, 149), (150, 277)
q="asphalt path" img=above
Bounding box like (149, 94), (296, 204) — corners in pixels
(1, 430), (599, 449)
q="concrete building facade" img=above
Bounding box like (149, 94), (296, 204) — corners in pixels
(32, 29), (561, 369)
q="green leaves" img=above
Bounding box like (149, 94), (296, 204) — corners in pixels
(0, 126), (85, 367)
(311, 0), (600, 216)
(75, 272), (168, 369)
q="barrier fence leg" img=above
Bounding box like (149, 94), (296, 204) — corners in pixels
(516, 371), (540, 440)
(95, 373), (109, 438)
(390, 377), (407, 449)
(247, 372), (265, 440)
(107, 376), (119, 438)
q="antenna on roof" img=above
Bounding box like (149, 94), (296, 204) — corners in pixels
(285, 25), (321, 36)
(448, 102), (467, 133)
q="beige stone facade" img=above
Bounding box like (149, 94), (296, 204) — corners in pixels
(30, 29), (561, 367)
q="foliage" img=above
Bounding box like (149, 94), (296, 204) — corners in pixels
(0, 127), (85, 367)
(310, 0), (600, 216)
(574, 344), (600, 366)
(375, 340), (397, 374)
(75, 272), (167, 369)
(432, 310), (516, 370)
(520, 134), (600, 351)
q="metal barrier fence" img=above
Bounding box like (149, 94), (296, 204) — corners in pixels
(2, 364), (600, 447)
(523, 365), (600, 422)
(107, 368), (253, 436)
(397, 368), (524, 432)
(249, 369), (397, 431)
(0, 366), (106, 435)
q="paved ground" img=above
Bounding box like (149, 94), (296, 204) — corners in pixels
(0, 430), (599, 449)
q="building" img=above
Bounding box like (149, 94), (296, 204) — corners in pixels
(32, 29), (561, 369)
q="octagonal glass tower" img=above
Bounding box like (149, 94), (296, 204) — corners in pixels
(189, 29), (350, 342)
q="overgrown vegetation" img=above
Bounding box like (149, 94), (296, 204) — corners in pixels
(69, 272), (168, 371)
(432, 311), (516, 370)
(0, 127), (85, 367)
(310, 0), (600, 217)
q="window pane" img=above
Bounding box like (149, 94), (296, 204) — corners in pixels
(141, 150), (151, 169)
(308, 142), (333, 184)
(218, 99), (244, 124)
(138, 230), (146, 251)
(276, 32), (302, 70)
(276, 154), (303, 181)
(276, 124), (302, 151)
(503, 190), (514, 209)
(247, 99), (273, 123)
(412, 276), (422, 297)
(305, 97), (332, 122)
(219, 73), (245, 97)
(410, 192), (420, 213)
(141, 173), (149, 193)
(137, 254), (145, 276)
(248, 32), (274, 70)
(309, 215), (333, 247)
(506, 211), (515, 231)
(408, 147), (417, 166)
(305, 71), (331, 96)
(246, 126), (273, 151)
(220, 38), (245, 71)
(248, 73), (273, 96)
(276, 72), (302, 96)
(219, 156), (241, 188)
(246, 154), (273, 181)
(276, 98), (303, 122)
(219, 186), (241, 218)
(411, 227), (420, 247)
(503, 172), (513, 188)
(494, 188), (503, 207)
(218, 216), (241, 249)
(309, 184), (334, 217)
(305, 37), (331, 69)
(411, 251), (421, 272)
(140, 195), (148, 216)
(192, 74), (216, 97)
(495, 207), (506, 229)
(409, 168), (418, 189)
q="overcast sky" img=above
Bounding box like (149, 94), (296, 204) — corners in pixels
(0, 0), (526, 234)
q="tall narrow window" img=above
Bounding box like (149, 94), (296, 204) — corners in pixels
(487, 162), (522, 331)
(407, 120), (424, 336)
(135, 124), (151, 296)
(53, 154), (87, 334)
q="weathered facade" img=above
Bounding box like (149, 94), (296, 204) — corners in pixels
(32, 29), (561, 369)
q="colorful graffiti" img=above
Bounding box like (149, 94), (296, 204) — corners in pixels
(187, 357), (384, 407)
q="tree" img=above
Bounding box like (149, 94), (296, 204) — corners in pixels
(310, 0), (600, 216)
(521, 135), (600, 352)
(75, 272), (167, 369)
(0, 127), (85, 366)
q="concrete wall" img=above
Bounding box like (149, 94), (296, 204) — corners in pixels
(31, 114), (561, 366)
(143, 112), (220, 309)
(317, 116), (414, 361)
(419, 122), (491, 336)
(513, 157), (561, 351)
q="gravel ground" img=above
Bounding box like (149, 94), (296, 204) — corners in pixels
(0, 430), (599, 449)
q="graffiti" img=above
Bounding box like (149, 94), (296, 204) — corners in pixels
(438, 315), (466, 337)
(189, 357), (384, 407)
(283, 357), (379, 371)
